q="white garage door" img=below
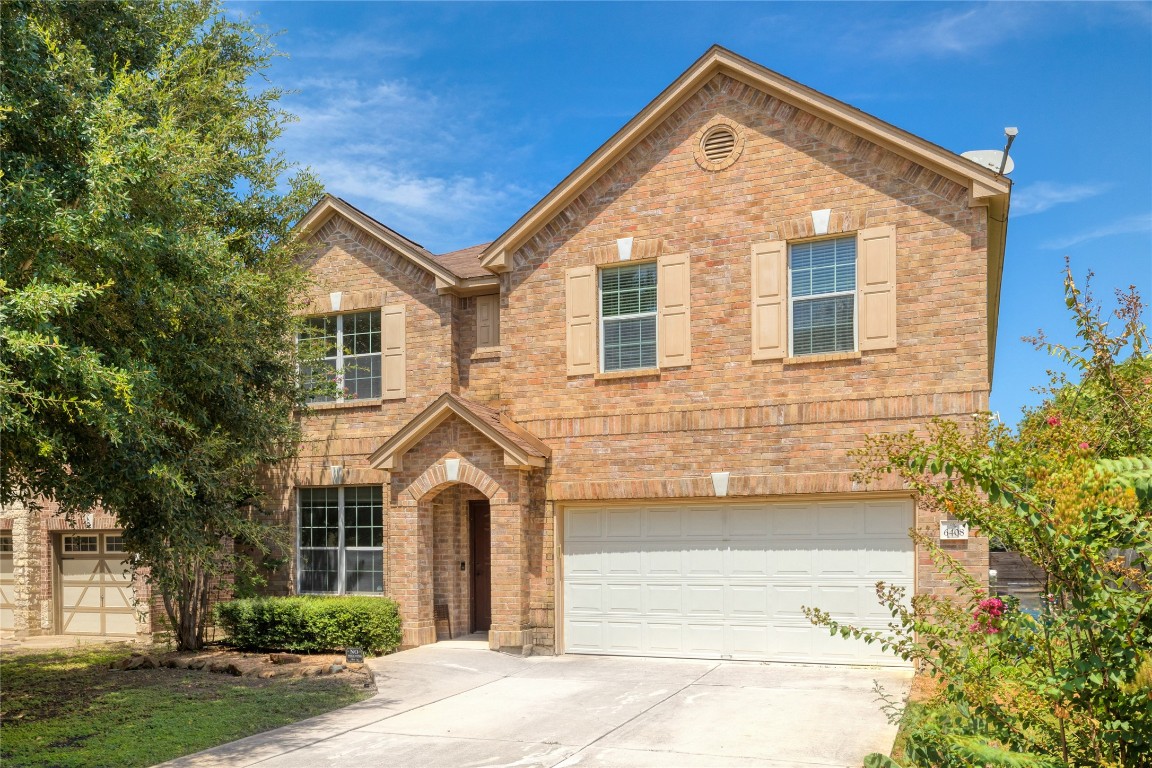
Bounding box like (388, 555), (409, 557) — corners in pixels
(59, 533), (138, 636)
(562, 499), (913, 666)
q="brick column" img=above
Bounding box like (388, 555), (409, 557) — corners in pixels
(488, 471), (531, 653)
(387, 493), (436, 647)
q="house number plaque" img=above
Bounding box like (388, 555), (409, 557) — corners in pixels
(940, 520), (969, 541)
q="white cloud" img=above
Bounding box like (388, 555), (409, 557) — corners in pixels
(1042, 212), (1152, 250)
(278, 77), (538, 251)
(1011, 181), (1109, 217)
(867, 4), (1036, 59)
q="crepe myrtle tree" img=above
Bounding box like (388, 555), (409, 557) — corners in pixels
(805, 268), (1152, 768)
(1, 0), (328, 649)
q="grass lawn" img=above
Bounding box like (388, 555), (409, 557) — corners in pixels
(0, 644), (371, 768)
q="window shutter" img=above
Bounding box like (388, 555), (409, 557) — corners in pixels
(382, 304), (406, 399)
(857, 225), (897, 351)
(565, 266), (597, 375)
(751, 241), (788, 360)
(476, 294), (499, 347)
(657, 252), (691, 368)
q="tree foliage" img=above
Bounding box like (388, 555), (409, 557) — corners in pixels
(805, 269), (1152, 767)
(1, 0), (324, 649)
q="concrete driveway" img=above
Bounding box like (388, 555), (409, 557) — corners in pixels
(162, 639), (912, 768)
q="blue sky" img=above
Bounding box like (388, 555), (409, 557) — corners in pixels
(230, 1), (1152, 421)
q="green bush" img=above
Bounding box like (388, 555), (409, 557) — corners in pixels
(214, 596), (402, 655)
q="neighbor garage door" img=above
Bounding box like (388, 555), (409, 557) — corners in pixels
(1, 533), (14, 631)
(562, 499), (913, 666)
(59, 533), (137, 636)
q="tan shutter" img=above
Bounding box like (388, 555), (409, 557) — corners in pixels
(857, 225), (897, 351)
(657, 252), (691, 368)
(751, 241), (788, 360)
(476, 294), (499, 347)
(382, 304), (406, 399)
(565, 266), (597, 375)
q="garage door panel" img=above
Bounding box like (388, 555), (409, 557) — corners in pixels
(686, 509), (724, 538)
(767, 545), (813, 576)
(728, 544), (769, 576)
(771, 505), (816, 536)
(605, 548), (642, 576)
(685, 547), (724, 575)
(105, 612), (138, 636)
(685, 585), (724, 617)
(646, 584), (682, 614)
(61, 559), (99, 577)
(104, 586), (133, 610)
(63, 611), (102, 634)
(729, 507), (769, 537)
(686, 623), (724, 654)
(567, 509), (603, 539)
(644, 507), (684, 537)
(564, 545), (604, 577)
(647, 622), (683, 652)
(728, 585), (769, 617)
(865, 503), (913, 534)
(644, 548), (682, 575)
(817, 504), (860, 535)
(606, 509), (642, 538)
(566, 620), (604, 651)
(563, 501), (913, 666)
(566, 583), (603, 613)
(605, 584), (642, 613)
(62, 585), (101, 608)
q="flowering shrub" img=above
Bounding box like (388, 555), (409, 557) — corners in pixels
(806, 269), (1152, 768)
(969, 596), (1005, 634)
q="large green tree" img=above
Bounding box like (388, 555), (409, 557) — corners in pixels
(1, 0), (324, 649)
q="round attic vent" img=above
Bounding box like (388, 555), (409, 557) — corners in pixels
(701, 125), (737, 163)
(693, 119), (744, 171)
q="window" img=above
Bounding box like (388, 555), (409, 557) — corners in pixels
(299, 311), (381, 402)
(789, 237), (856, 356)
(63, 535), (98, 553)
(104, 535), (126, 553)
(600, 262), (657, 371)
(298, 486), (384, 594)
(0, 535), (11, 553)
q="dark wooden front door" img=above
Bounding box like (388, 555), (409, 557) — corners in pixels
(469, 500), (491, 632)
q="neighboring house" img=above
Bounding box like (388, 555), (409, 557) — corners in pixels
(1, 46), (1011, 661)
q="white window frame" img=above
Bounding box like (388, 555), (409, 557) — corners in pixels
(299, 312), (382, 403)
(787, 236), (859, 358)
(599, 263), (658, 373)
(296, 487), (383, 596)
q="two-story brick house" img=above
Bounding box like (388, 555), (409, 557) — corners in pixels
(262, 45), (1011, 667)
(0, 47), (1009, 654)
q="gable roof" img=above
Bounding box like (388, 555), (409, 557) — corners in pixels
(479, 45), (1011, 272)
(294, 195), (495, 291)
(368, 392), (550, 471)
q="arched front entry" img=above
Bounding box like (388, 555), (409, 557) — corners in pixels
(368, 395), (551, 654)
(386, 453), (542, 654)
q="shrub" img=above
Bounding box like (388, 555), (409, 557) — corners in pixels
(215, 596), (402, 655)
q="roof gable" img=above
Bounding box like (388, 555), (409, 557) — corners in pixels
(295, 195), (497, 293)
(480, 45), (1010, 272)
(368, 393), (550, 471)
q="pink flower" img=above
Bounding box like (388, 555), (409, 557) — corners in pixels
(1079, 442), (1090, 450)
(1047, 415), (1061, 426)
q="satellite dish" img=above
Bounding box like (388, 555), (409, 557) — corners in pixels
(962, 149), (1014, 175)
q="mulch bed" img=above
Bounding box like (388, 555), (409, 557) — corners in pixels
(112, 647), (374, 685)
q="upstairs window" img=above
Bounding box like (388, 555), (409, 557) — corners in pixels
(789, 237), (857, 356)
(600, 263), (657, 371)
(299, 311), (381, 402)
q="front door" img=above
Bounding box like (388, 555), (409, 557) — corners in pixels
(469, 500), (491, 632)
